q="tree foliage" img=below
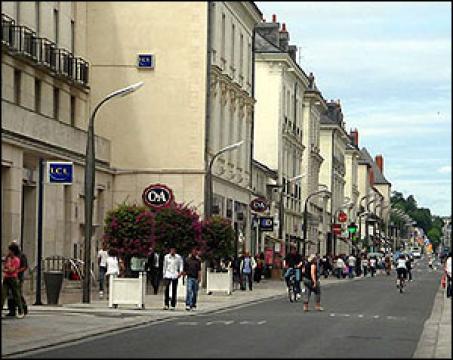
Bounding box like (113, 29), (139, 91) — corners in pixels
(201, 216), (235, 261)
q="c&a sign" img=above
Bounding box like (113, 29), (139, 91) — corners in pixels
(142, 184), (174, 209)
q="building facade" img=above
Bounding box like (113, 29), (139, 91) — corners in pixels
(319, 100), (350, 255)
(253, 16), (309, 256)
(1, 2), (112, 277)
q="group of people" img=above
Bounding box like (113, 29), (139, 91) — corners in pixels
(1, 241), (28, 319)
(230, 252), (266, 291)
(97, 244), (202, 311)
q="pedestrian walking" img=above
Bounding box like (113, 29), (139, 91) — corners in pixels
(406, 254), (414, 281)
(146, 247), (164, 295)
(254, 254), (263, 283)
(369, 256), (377, 277)
(97, 242), (109, 298)
(1, 243), (25, 318)
(347, 254), (356, 279)
(184, 247), (201, 311)
(302, 254), (323, 312)
(240, 251), (256, 291)
(105, 248), (120, 296)
(445, 252), (452, 298)
(361, 255), (369, 277)
(335, 256), (344, 279)
(7, 241), (28, 317)
(162, 247), (183, 310)
(232, 255), (242, 290)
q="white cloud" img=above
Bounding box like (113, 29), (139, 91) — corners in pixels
(438, 165), (452, 174)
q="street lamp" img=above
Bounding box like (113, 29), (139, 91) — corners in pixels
(206, 141), (244, 219)
(83, 81), (144, 304)
(302, 187), (331, 256)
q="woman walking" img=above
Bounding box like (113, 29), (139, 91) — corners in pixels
(302, 254), (323, 312)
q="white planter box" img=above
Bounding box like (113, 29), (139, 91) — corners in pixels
(109, 272), (146, 309)
(207, 268), (233, 295)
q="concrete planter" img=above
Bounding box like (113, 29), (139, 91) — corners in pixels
(206, 268), (233, 295)
(109, 272), (146, 309)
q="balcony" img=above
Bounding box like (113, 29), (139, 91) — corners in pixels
(1, 12), (89, 88)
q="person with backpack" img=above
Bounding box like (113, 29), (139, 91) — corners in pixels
(240, 251), (256, 291)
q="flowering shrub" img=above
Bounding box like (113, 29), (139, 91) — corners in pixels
(201, 216), (235, 261)
(103, 203), (154, 259)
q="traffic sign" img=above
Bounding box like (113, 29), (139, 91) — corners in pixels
(332, 223), (342, 236)
(338, 211), (348, 223)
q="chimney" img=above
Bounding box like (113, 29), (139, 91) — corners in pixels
(369, 168), (375, 186)
(288, 45), (297, 63)
(279, 22), (289, 51)
(375, 155), (384, 173)
(350, 128), (359, 147)
(272, 14), (277, 23)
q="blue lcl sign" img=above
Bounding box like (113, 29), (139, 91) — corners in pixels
(137, 54), (154, 69)
(47, 161), (73, 184)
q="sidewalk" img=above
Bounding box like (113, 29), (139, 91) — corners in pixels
(413, 286), (452, 358)
(2, 276), (357, 357)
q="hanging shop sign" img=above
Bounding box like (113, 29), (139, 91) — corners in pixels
(142, 184), (174, 209)
(259, 216), (274, 231)
(47, 161), (73, 185)
(250, 198), (268, 213)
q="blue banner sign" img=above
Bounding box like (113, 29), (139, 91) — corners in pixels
(47, 161), (73, 184)
(259, 217), (274, 231)
(137, 54), (154, 69)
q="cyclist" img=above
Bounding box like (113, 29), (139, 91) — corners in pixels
(283, 245), (303, 299)
(396, 254), (407, 292)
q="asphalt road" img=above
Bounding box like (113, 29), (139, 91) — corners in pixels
(23, 258), (442, 358)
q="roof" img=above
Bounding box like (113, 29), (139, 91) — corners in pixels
(360, 147), (391, 185)
(254, 31), (281, 53)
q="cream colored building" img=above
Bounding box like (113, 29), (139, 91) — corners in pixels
(1, 2), (113, 276)
(300, 74), (327, 255)
(319, 100), (350, 255)
(85, 1), (261, 253)
(254, 17), (309, 256)
(1, 1), (262, 276)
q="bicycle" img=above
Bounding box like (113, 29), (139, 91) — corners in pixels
(396, 271), (406, 293)
(286, 268), (300, 303)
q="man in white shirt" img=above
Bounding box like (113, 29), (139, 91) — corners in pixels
(97, 243), (109, 298)
(347, 255), (356, 279)
(445, 253), (452, 298)
(162, 247), (183, 310)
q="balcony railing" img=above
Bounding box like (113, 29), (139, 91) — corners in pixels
(1, 13), (15, 47)
(1, 13), (89, 88)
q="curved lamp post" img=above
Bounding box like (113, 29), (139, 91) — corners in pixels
(206, 141), (244, 220)
(83, 81), (144, 303)
(303, 186), (331, 256)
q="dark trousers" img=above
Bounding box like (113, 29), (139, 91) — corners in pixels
(163, 278), (178, 307)
(2, 277), (23, 314)
(148, 269), (161, 295)
(407, 269), (412, 281)
(241, 272), (252, 290)
(7, 279), (27, 315)
(370, 267), (376, 277)
(254, 268), (262, 282)
(447, 275), (452, 298)
(99, 266), (107, 291)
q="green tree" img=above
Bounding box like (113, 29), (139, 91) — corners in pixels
(201, 216), (235, 261)
(427, 227), (442, 246)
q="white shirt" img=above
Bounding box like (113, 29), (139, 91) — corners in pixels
(106, 256), (119, 276)
(163, 254), (183, 279)
(348, 256), (356, 267)
(396, 259), (407, 269)
(446, 257), (451, 277)
(336, 258), (344, 269)
(369, 259), (377, 267)
(98, 250), (109, 267)
(361, 259), (369, 267)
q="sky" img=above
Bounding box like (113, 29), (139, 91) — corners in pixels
(257, 1), (452, 217)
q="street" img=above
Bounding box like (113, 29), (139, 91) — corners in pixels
(18, 259), (444, 359)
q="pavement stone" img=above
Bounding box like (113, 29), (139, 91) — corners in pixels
(413, 285), (452, 358)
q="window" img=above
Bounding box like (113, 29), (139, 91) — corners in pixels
(34, 79), (41, 113)
(54, 9), (59, 44)
(221, 13), (226, 60)
(71, 20), (75, 53)
(70, 96), (76, 126)
(14, 70), (21, 105)
(239, 33), (244, 79)
(53, 87), (60, 119)
(35, 2), (40, 34)
(231, 24), (235, 70)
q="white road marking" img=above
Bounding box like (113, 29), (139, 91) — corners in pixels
(177, 321), (198, 326)
(373, 315), (380, 319)
(329, 313), (336, 317)
(257, 320), (267, 325)
(206, 320), (234, 326)
(358, 314), (364, 318)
